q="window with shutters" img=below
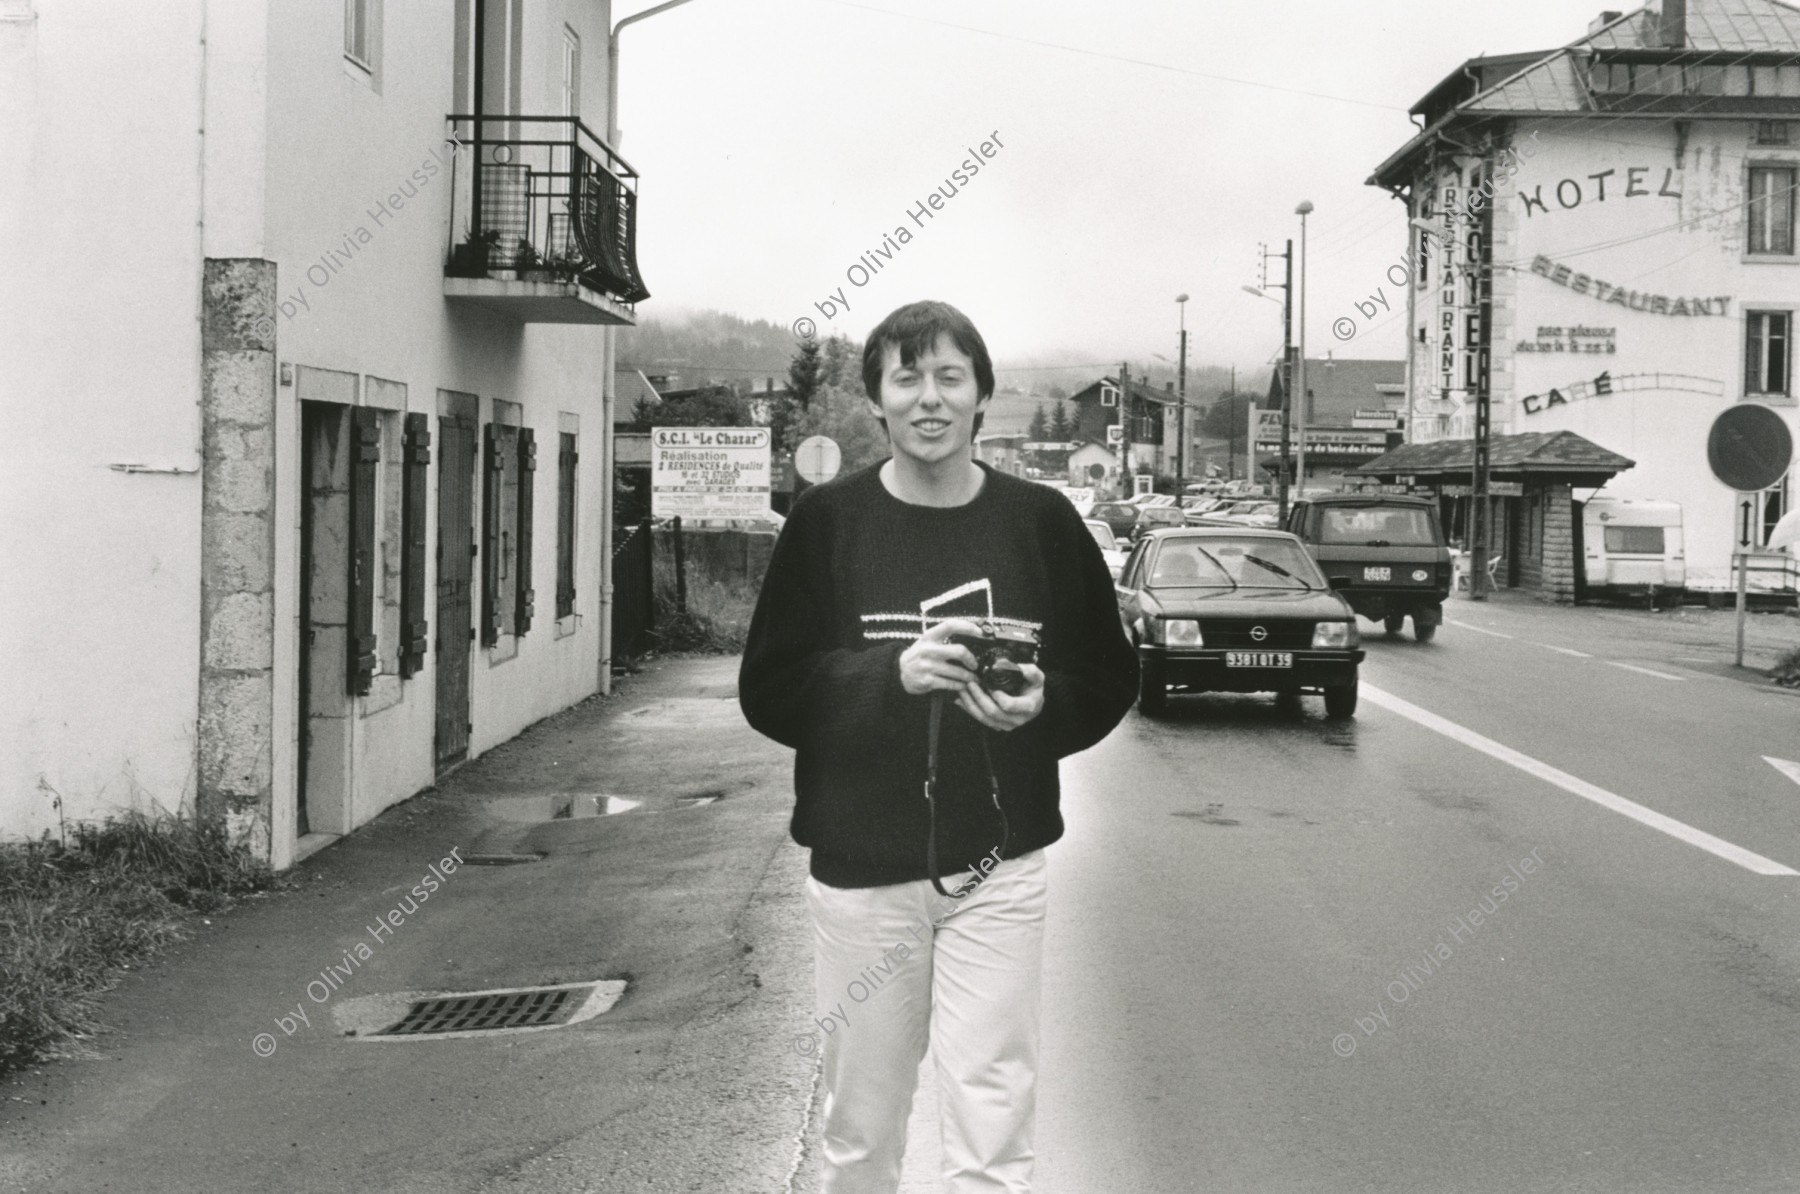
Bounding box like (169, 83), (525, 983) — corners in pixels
(349, 407), (382, 695)
(556, 431), (578, 620)
(515, 426), (537, 636)
(375, 410), (404, 677)
(400, 413), (431, 676)
(481, 421), (520, 646)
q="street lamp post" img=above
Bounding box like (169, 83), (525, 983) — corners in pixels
(1175, 293), (1189, 498)
(1294, 200), (1314, 501)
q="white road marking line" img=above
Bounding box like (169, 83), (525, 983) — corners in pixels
(1538, 643), (1593, 658)
(1767, 757), (1800, 788)
(1604, 661), (1686, 681)
(1363, 685), (1800, 877)
(1446, 619), (1513, 639)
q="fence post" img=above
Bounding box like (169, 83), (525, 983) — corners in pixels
(671, 515), (688, 616)
(641, 517), (656, 638)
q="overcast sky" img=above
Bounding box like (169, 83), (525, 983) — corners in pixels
(615, 0), (1598, 376)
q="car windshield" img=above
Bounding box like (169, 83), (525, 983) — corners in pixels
(1142, 509), (1184, 523)
(1093, 504), (1130, 518)
(1085, 522), (1117, 551)
(1317, 505), (1438, 546)
(1150, 538), (1321, 590)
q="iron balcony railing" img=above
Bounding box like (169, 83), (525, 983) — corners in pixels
(445, 114), (649, 306)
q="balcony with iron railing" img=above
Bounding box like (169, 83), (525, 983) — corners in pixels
(444, 114), (649, 325)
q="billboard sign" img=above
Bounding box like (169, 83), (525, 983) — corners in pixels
(651, 427), (772, 520)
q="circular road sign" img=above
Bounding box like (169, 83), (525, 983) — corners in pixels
(1707, 405), (1794, 492)
(795, 435), (842, 483)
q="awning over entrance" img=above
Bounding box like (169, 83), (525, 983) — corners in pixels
(1356, 429), (1635, 488)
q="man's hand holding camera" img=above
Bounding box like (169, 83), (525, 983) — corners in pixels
(898, 619), (1045, 732)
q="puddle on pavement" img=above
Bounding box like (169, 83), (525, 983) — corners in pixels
(1173, 802), (1242, 827)
(485, 793), (642, 822)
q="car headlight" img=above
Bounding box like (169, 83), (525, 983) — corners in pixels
(1161, 619), (1202, 647)
(1312, 621), (1356, 649)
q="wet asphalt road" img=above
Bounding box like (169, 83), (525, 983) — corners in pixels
(959, 599), (1800, 1194)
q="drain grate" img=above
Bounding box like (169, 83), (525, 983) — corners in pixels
(381, 987), (577, 1035)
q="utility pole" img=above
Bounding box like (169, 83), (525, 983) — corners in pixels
(1253, 242), (1295, 519)
(1175, 293), (1189, 497)
(1119, 361), (1131, 498)
(1295, 200), (1314, 498)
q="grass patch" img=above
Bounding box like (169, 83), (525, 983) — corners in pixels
(0, 810), (276, 1077)
(1772, 644), (1800, 689)
(651, 535), (762, 654)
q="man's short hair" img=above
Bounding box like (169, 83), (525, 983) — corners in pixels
(861, 301), (996, 404)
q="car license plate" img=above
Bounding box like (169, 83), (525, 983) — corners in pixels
(1225, 652), (1293, 668)
(1363, 566), (1392, 582)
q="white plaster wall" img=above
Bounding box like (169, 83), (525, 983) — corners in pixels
(0, 1), (207, 837)
(1506, 119), (1800, 585)
(264, 0), (614, 840)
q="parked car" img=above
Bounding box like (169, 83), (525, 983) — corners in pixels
(1083, 518), (1127, 579)
(1088, 501), (1141, 541)
(1182, 497), (1232, 524)
(1210, 500), (1279, 528)
(1284, 494), (1451, 640)
(1116, 527), (1363, 717)
(1131, 493), (1178, 508)
(1130, 505), (1190, 541)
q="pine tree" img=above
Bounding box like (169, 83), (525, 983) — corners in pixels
(1027, 404), (1049, 443)
(787, 337), (823, 409)
(1050, 400), (1072, 442)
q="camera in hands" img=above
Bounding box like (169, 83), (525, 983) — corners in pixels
(949, 622), (1040, 697)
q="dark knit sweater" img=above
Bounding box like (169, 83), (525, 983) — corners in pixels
(738, 461), (1139, 888)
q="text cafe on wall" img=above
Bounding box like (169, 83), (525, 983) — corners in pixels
(1364, 2), (1799, 599)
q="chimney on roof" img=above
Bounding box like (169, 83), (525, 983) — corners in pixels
(1659, 0), (1686, 48)
(1588, 10), (1623, 34)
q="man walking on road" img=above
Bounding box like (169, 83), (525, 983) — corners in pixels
(740, 300), (1138, 1192)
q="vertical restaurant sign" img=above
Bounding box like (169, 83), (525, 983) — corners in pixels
(651, 427), (772, 519)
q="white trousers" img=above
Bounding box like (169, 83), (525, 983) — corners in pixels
(806, 849), (1049, 1194)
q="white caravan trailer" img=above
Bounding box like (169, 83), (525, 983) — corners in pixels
(1578, 497), (1686, 608)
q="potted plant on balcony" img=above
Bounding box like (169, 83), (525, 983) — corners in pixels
(449, 228), (500, 278)
(517, 242), (559, 285)
(544, 248), (587, 285)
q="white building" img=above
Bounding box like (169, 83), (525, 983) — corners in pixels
(1370, 0), (1800, 588)
(1, 0), (647, 867)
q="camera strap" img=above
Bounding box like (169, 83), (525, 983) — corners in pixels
(924, 692), (1011, 900)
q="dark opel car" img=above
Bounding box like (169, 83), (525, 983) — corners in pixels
(1116, 527), (1364, 717)
(1286, 495), (1452, 642)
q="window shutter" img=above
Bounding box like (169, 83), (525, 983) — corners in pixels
(400, 413), (431, 677)
(516, 427), (537, 634)
(481, 423), (504, 645)
(349, 407), (381, 695)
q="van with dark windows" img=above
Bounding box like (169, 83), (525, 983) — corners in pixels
(1285, 494), (1453, 641)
